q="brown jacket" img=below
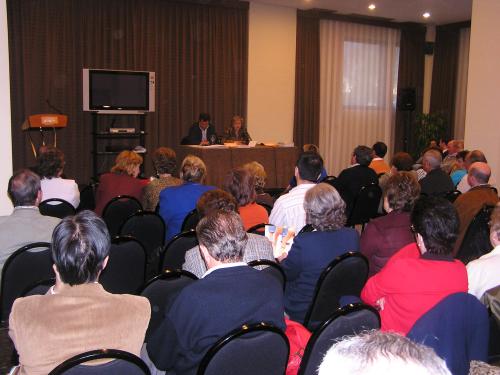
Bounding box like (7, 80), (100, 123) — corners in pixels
(9, 283), (150, 375)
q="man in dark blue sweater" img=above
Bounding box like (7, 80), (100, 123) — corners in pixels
(146, 211), (285, 375)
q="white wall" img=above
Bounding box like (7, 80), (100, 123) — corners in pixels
(465, 0), (500, 182)
(247, 2), (296, 144)
(0, 0), (12, 214)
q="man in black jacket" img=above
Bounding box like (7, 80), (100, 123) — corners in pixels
(182, 113), (218, 145)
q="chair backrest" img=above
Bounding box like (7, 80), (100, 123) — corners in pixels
(347, 183), (382, 227)
(99, 236), (147, 295)
(407, 292), (489, 375)
(303, 252), (369, 331)
(298, 224), (314, 235)
(321, 176), (337, 187)
(48, 349), (150, 375)
(119, 211), (166, 278)
(247, 223), (266, 235)
(181, 209), (200, 232)
(77, 183), (96, 211)
(20, 278), (56, 297)
(39, 198), (76, 219)
(159, 230), (198, 272)
(139, 269), (198, 342)
(456, 204), (495, 264)
(298, 303), (380, 375)
(197, 322), (289, 375)
(445, 190), (461, 203)
(248, 259), (286, 291)
(102, 195), (142, 237)
(0, 242), (53, 322)
(260, 203), (273, 216)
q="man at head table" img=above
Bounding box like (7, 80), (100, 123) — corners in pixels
(182, 112), (218, 145)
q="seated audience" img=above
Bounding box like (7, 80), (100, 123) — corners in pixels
(457, 150), (496, 193)
(279, 183), (359, 323)
(378, 151), (415, 191)
(146, 211), (285, 374)
(183, 189), (274, 278)
(442, 139), (464, 174)
(331, 145), (378, 216)
(38, 146), (80, 209)
(9, 211), (150, 374)
(94, 150), (149, 216)
(418, 149), (454, 196)
(453, 162), (498, 254)
(159, 155), (215, 241)
(361, 196), (468, 334)
(270, 151), (323, 232)
(369, 141), (390, 175)
(0, 170), (61, 278)
(450, 150), (469, 187)
(141, 147), (182, 211)
(223, 167), (268, 230)
(361, 172), (420, 276)
(439, 138), (450, 158)
(243, 161), (274, 207)
(223, 115), (251, 144)
(288, 144), (327, 189)
(467, 203), (500, 299)
(318, 331), (451, 375)
(183, 112), (217, 145)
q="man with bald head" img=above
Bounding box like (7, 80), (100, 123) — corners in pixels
(419, 149), (454, 196)
(453, 162), (499, 254)
(457, 150), (496, 193)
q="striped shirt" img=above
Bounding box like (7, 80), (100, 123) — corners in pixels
(269, 183), (315, 233)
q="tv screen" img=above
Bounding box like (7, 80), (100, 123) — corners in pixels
(83, 69), (155, 113)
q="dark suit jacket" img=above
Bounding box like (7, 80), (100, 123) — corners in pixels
(331, 165), (378, 215)
(183, 123), (217, 145)
(147, 265), (285, 375)
(280, 229), (359, 323)
(419, 168), (454, 196)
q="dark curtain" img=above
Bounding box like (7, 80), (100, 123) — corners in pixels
(395, 24), (426, 155)
(8, 0), (248, 183)
(293, 10), (319, 149)
(430, 25), (461, 140)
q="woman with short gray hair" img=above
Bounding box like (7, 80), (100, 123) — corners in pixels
(278, 183), (359, 323)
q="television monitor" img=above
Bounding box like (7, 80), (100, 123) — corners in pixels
(83, 68), (155, 114)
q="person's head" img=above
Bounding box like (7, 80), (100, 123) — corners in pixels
(51, 210), (110, 286)
(422, 149), (442, 172)
(111, 150), (143, 177)
(489, 203), (500, 247)
(37, 146), (65, 179)
(454, 150), (469, 170)
(196, 211), (248, 266)
(231, 115), (244, 132)
(429, 140), (438, 148)
(318, 330), (451, 375)
(447, 140), (464, 155)
(196, 189), (238, 217)
(8, 169), (42, 207)
(465, 150), (487, 170)
(439, 138), (449, 151)
(180, 155), (207, 183)
(243, 161), (267, 192)
(372, 142), (388, 158)
(303, 144), (319, 153)
(198, 113), (211, 130)
(353, 145), (373, 166)
(296, 151), (323, 183)
(390, 152), (414, 172)
(384, 172), (420, 213)
(152, 147), (177, 175)
(467, 162), (491, 187)
(223, 167), (256, 206)
(411, 196), (460, 255)
(304, 183), (346, 231)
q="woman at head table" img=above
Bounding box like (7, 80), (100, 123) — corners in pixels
(224, 115), (252, 144)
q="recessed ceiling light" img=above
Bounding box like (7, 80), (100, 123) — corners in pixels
(368, 4), (376, 10)
(423, 12), (431, 18)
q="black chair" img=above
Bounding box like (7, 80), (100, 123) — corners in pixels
(303, 252), (369, 331)
(320, 176), (337, 187)
(77, 183), (97, 211)
(298, 224), (314, 235)
(445, 190), (461, 203)
(100, 236), (147, 295)
(48, 349), (150, 375)
(247, 223), (266, 235)
(119, 211), (166, 278)
(39, 198), (76, 218)
(298, 303), (381, 375)
(102, 195), (142, 237)
(456, 204), (495, 264)
(0, 242), (53, 322)
(260, 203), (273, 216)
(159, 230), (198, 272)
(20, 277), (55, 297)
(347, 183), (382, 229)
(248, 259), (286, 291)
(139, 269), (198, 341)
(181, 209), (200, 232)
(197, 322), (289, 375)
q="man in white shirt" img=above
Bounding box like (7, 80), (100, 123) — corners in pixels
(269, 151), (323, 232)
(467, 203), (500, 299)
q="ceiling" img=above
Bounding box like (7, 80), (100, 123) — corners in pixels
(250, 0), (472, 25)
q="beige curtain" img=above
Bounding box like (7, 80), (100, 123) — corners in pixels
(319, 20), (400, 176)
(454, 27), (471, 140)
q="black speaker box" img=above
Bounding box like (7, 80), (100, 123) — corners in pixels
(397, 88), (416, 111)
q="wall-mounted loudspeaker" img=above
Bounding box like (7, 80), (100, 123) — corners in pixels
(397, 88), (416, 111)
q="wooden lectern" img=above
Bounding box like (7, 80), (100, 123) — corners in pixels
(22, 114), (68, 158)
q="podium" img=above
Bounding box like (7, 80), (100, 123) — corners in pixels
(22, 114), (67, 157)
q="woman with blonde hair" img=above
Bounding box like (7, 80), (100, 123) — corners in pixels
(223, 115), (252, 144)
(94, 150), (149, 216)
(243, 161), (274, 207)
